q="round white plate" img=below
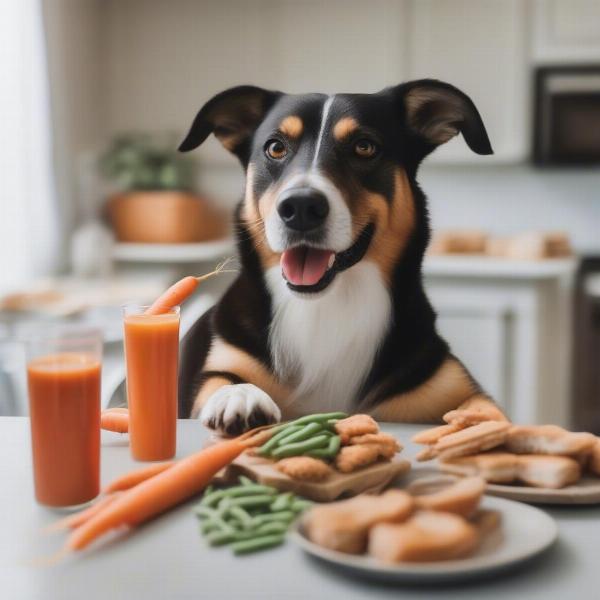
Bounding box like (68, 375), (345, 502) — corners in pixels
(291, 496), (557, 583)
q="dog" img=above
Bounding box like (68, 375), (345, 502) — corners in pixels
(177, 79), (506, 435)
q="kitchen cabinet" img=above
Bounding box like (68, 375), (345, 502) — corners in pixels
(424, 257), (576, 426)
(532, 0), (600, 62)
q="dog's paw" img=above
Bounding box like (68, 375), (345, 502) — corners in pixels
(199, 384), (281, 436)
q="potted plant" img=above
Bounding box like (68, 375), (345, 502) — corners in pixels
(101, 133), (227, 244)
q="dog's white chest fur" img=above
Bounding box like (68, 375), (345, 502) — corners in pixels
(266, 261), (392, 414)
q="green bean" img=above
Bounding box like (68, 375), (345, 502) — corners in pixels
(200, 514), (236, 536)
(231, 534), (286, 555)
(238, 475), (254, 486)
(270, 492), (293, 512)
(200, 489), (227, 507)
(250, 511), (295, 526)
(227, 494), (276, 509)
(257, 425), (302, 455)
(290, 498), (313, 513)
(277, 422), (323, 446)
(289, 412), (347, 427)
(193, 504), (218, 519)
(254, 521), (288, 535)
(215, 483), (278, 498)
(227, 505), (253, 529)
(271, 434), (330, 458)
(206, 529), (254, 546)
(306, 434), (341, 459)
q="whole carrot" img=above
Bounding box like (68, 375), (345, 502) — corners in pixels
(104, 461), (175, 494)
(101, 410), (129, 433)
(145, 258), (236, 316)
(44, 493), (122, 533)
(66, 437), (247, 552)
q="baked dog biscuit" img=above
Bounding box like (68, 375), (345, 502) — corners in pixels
(368, 511), (479, 563)
(412, 424), (461, 445)
(335, 444), (381, 473)
(305, 490), (414, 554)
(335, 414), (379, 443)
(348, 432), (402, 454)
(276, 456), (332, 482)
(438, 452), (519, 483)
(516, 455), (581, 489)
(505, 425), (596, 457)
(414, 476), (486, 518)
(434, 421), (511, 460)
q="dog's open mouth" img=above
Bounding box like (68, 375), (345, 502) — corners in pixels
(280, 223), (375, 294)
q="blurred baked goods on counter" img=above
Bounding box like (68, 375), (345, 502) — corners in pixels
(429, 230), (572, 260)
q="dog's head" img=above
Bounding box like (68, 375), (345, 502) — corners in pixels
(180, 81), (492, 294)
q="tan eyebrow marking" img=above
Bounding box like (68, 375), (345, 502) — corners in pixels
(278, 115), (303, 139)
(333, 117), (359, 141)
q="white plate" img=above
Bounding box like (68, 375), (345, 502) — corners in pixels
(291, 496), (557, 583)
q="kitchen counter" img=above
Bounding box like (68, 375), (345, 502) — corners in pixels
(2, 418), (599, 599)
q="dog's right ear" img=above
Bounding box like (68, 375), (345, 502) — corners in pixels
(179, 86), (281, 163)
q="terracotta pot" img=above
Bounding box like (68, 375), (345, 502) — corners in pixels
(108, 191), (228, 244)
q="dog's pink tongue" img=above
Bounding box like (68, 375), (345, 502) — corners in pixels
(281, 247), (334, 286)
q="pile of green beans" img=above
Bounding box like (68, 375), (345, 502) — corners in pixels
(194, 476), (313, 555)
(257, 412), (347, 460)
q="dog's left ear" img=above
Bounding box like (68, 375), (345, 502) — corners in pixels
(394, 79), (493, 155)
(179, 85), (282, 163)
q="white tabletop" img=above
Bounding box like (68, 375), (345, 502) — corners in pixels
(1, 418), (599, 600)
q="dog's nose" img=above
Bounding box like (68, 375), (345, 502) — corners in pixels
(277, 188), (330, 232)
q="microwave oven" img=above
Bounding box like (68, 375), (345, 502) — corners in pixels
(533, 65), (600, 165)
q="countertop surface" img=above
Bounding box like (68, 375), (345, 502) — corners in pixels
(2, 417), (599, 600)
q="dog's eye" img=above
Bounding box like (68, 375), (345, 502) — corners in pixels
(354, 139), (378, 158)
(265, 139), (287, 160)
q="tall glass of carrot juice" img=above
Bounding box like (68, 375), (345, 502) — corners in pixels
(123, 304), (179, 461)
(27, 327), (102, 508)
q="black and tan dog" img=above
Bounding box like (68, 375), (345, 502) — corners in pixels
(177, 80), (505, 434)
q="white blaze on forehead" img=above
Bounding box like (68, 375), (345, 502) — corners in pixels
(311, 95), (335, 170)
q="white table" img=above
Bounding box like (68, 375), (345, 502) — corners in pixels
(2, 418), (599, 600)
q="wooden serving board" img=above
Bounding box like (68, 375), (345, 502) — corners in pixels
(214, 451), (411, 502)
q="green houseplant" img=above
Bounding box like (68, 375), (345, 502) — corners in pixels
(101, 133), (226, 244)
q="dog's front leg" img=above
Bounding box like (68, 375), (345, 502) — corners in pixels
(192, 338), (289, 435)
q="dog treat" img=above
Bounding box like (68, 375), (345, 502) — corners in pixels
(276, 456), (333, 482)
(415, 446), (439, 462)
(368, 511), (479, 563)
(470, 509), (502, 538)
(433, 421), (511, 460)
(413, 476), (486, 518)
(305, 490), (414, 554)
(439, 452), (519, 484)
(412, 423), (461, 445)
(516, 455), (581, 489)
(334, 414), (379, 444)
(443, 406), (506, 428)
(348, 432), (402, 453)
(335, 444), (382, 473)
(505, 425), (596, 457)
(588, 438), (600, 476)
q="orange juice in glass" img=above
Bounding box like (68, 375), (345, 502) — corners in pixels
(27, 328), (102, 508)
(123, 304), (179, 461)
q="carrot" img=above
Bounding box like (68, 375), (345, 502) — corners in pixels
(145, 258), (236, 316)
(101, 410), (129, 433)
(65, 436), (248, 552)
(104, 461), (175, 494)
(44, 493), (122, 533)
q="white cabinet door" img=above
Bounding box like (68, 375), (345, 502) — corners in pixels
(533, 0), (600, 62)
(406, 0), (529, 163)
